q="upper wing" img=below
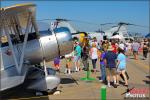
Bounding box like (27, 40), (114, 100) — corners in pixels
(0, 3), (36, 36)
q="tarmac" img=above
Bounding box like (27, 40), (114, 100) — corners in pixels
(1, 53), (149, 100)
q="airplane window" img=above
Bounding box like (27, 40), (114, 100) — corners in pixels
(1, 36), (9, 47)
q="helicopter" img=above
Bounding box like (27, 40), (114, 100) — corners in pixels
(45, 18), (148, 42)
(36, 18), (115, 42)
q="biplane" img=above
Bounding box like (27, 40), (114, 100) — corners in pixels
(0, 3), (73, 95)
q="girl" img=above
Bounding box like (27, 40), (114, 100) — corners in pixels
(90, 43), (99, 74)
(65, 52), (73, 74)
(116, 48), (128, 86)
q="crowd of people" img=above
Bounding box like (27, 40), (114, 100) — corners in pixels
(53, 33), (150, 88)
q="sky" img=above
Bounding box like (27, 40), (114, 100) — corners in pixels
(1, 0), (150, 35)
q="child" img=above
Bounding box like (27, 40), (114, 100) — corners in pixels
(116, 48), (128, 86)
(53, 57), (60, 71)
(90, 43), (99, 74)
(65, 52), (73, 74)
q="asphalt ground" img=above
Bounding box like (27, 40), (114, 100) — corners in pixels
(1, 53), (150, 100)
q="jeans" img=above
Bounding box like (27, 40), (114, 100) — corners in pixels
(92, 59), (97, 69)
(100, 64), (106, 81)
(82, 58), (89, 70)
(143, 50), (148, 58)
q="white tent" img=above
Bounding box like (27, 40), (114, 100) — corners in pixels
(110, 34), (124, 39)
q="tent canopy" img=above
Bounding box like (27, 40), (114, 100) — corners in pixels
(110, 34), (123, 39)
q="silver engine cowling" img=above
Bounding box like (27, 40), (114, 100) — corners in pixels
(23, 27), (73, 64)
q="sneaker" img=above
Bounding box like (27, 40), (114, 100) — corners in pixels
(99, 80), (103, 82)
(75, 69), (78, 72)
(124, 84), (128, 87)
(107, 85), (111, 88)
(78, 68), (80, 71)
(116, 83), (119, 86)
(68, 71), (71, 75)
(113, 84), (117, 88)
(107, 84), (111, 87)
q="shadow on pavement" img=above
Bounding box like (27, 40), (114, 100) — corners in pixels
(143, 76), (150, 84)
(0, 88), (49, 100)
(60, 78), (76, 84)
(143, 80), (150, 84)
(146, 75), (150, 79)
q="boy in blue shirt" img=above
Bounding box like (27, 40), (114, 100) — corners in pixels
(104, 45), (117, 88)
(74, 41), (82, 72)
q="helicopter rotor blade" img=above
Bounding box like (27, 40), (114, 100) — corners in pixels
(128, 24), (149, 28)
(117, 22), (149, 28)
(100, 23), (115, 26)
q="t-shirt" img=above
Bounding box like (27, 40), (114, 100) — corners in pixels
(126, 43), (132, 50)
(104, 51), (117, 68)
(54, 57), (60, 64)
(100, 52), (106, 65)
(112, 44), (117, 53)
(143, 44), (148, 51)
(132, 42), (140, 51)
(75, 45), (82, 57)
(117, 53), (126, 69)
(90, 47), (98, 59)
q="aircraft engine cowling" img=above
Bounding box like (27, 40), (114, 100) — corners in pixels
(24, 27), (73, 64)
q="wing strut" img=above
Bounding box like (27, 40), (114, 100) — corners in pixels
(1, 8), (20, 73)
(18, 12), (32, 73)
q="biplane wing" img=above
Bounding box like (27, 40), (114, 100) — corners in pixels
(0, 3), (36, 33)
(0, 3), (38, 91)
(1, 3), (66, 94)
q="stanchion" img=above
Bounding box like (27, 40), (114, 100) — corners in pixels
(80, 67), (95, 81)
(101, 85), (106, 100)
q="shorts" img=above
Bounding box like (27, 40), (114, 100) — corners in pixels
(74, 56), (80, 62)
(106, 68), (116, 76)
(66, 58), (72, 62)
(54, 64), (59, 67)
(117, 68), (125, 73)
(133, 51), (138, 55)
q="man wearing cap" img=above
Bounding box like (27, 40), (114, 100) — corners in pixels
(74, 41), (82, 72)
(104, 45), (117, 88)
